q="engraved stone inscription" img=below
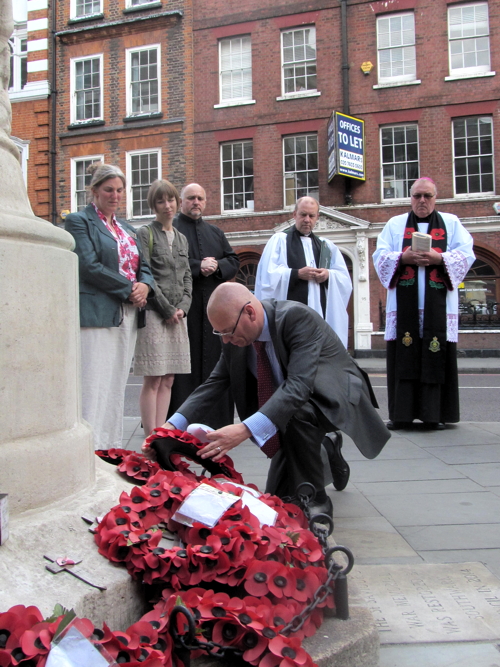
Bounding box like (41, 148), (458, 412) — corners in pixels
(350, 562), (500, 644)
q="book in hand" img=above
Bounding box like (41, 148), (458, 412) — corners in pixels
(318, 240), (332, 269)
(412, 231), (432, 252)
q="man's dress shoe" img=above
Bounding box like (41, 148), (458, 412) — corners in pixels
(322, 431), (350, 491)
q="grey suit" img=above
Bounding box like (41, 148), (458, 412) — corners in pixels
(65, 203), (154, 328)
(177, 299), (390, 497)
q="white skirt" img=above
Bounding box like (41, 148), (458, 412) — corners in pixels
(134, 309), (191, 376)
(80, 303), (138, 450)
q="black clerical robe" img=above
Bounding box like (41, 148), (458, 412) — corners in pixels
(168, 212), (240, 428)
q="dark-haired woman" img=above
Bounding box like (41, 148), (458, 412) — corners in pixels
(134, 180), (192, 436)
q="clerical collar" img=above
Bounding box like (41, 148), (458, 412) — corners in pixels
(295, 227), (311, 237)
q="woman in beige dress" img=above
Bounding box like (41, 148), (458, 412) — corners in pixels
(134, 180), (192, 435)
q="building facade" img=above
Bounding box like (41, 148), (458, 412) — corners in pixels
(9, 0), (51, 220)
(190, 0), (500, 352)
(53, 0), (194, 225)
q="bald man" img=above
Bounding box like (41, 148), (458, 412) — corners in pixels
(169, 183), (240, 429)
(148, 283), (390, 519)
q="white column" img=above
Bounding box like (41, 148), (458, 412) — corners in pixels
(354, 232), (373, 350)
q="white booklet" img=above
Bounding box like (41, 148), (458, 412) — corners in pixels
(412, 231), (432, 252)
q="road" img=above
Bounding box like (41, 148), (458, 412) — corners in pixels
(125, 373), (500, 423)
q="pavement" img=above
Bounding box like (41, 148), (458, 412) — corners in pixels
(122, 356), (500, 666)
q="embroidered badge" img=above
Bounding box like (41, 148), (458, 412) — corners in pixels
(402, 332), (413, 347)
(429, 336), (441, 353)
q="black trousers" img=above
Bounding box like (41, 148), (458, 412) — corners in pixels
(265, 401), (331, 499)
(387, 340), (460, 424)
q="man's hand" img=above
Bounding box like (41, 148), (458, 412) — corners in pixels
(199, 423), (251, 461)
(298, 266), (320, 281)
(200, 257), (218, 276)
(401, 249), (443, 267)
(141, 421), (175, 459)
(130, 282), (149, 307)
(313, 268), (329, 283)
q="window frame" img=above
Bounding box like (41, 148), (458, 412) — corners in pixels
(125, 44), (161, 117)
(220, 140), (254, 213)
(452, 116), (494, 197)
(70, 54), (103, 124)
(70, 0), (103, 19)
(376, 12), (416, 85)
(218, 34), (253, 106)
(280, 26), (317, 97)
(380, 123), (419, 201)
(447, 2), (491, 78)
(8, 23), (28, 93)
(70, 155), (104, 212)
(125, 0), (159, 7)
(126, 148), (161, 219)
(282, 133), (319, 209)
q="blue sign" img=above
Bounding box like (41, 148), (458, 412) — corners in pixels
(328, 112), (365, 181)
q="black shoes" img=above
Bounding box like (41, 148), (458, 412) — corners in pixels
(322, 431), (350, 491)
(386, 420), (409, 430)
(423, 422), (446, 430)
(307, 495), (333, 520)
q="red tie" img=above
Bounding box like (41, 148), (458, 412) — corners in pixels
(253, 341), (281, 458)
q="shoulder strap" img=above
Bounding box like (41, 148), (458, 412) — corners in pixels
(148, 225), (154, 257)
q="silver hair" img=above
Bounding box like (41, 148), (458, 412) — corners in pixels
(89, 163), (126, 191)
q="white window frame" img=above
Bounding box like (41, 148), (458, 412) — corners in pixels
(280, 26), (317, 98)
(126, 148), (161, 219)
(8, 23), (28, 93)
(380, 124), (419, 201)
(376, 12), (416, 85)
(282, 134), (319, 209)
(217, 35), (253, 107)
(11, 136), (30, 186)
(447, 2), (491, 79)
(70, 0), (103, 19)
(452, 116), (494, 197)
(220, 141), (254, 213)
(125, 0), (159, 8)
(70, 54), (103, 124)
(70, 155), (104, 212)
(126, 44), (161, 117)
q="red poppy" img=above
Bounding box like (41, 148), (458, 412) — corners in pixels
(242, 630), (269, 664)
(429, 268), (444, 283)
(400, 266), (415, 281)
(403, 227), (415, 239)
(268, 635), (310, 666)
(430, 228), (445, 240)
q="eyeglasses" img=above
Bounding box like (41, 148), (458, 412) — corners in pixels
(411, 193), (436, 200)
(212, 301), (251, 337)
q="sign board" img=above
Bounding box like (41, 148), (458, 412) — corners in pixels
(327, 111), (365, 182)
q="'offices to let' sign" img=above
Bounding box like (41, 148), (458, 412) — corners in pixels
(327, 112), (366, 182)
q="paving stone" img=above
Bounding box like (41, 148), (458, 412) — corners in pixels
(420, 550), (500, 579)
(348, 459), (464, 483)
(454, 462), (500, 487)
(399, 524), (500, 551)
(353, 478), (484, 496)
(379, 642), (500, 667)
(429, 444), (500, 464)
(365, 491), (500, 526)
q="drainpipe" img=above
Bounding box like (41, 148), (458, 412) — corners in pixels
(340, 0), (352, 205)
(50, 0), (58, 225)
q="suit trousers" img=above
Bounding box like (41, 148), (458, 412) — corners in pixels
(265, 401), (331, 499)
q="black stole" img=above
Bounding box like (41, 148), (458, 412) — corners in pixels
(284, 227), (327, 317)
(395, 211), (449, 384)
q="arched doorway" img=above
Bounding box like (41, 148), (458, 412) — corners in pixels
(459, 248), (500, 328)
(235, 251), (260, 293)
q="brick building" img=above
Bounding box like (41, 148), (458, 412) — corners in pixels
(190, 0), (500, 352)
(53, 0), (194, 225)
(9, 0), (51, 220)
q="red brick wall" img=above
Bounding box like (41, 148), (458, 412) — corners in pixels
(55, 0), (193, 221)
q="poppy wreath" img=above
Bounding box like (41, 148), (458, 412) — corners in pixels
(92, 428), (335, 667)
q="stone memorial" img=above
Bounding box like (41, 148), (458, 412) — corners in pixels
(351, 562), (500, 644)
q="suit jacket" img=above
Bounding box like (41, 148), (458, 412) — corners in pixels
(177, 299), (390, 459)
(65, 203), (155, 328)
